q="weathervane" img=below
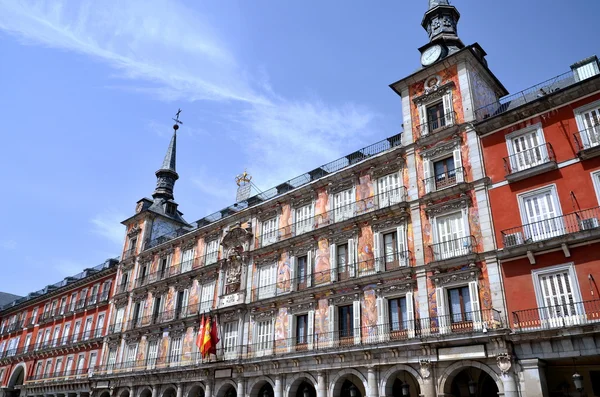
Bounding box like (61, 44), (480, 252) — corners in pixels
(236, 169), (252, 186)
(172, 108), (183, 131)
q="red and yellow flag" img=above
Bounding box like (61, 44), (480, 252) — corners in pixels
(200, 316), (213, 358)
(196, 314), (205, 351)
(209, 316), (220, 355)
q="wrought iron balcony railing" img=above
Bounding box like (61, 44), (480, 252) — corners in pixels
(423, 167), (466, 195)
(503, 143), (555, 176)
(92, 309), (503, 376)
(0, 320), (23, 336)
(415, 110), (456, 138)
(428, 235), (476, 262)
(512, 299), (600, 332)
(27, 367), (91, 383)
(574, 125), (600, 153)
(501, 206), (600, 248)
(122, 248), (136, 261)
(134, 258), (199, 289)
(256, 187), (407, 248)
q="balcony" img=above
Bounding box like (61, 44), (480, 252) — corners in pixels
(415, 111), (458, 146)
(122, 247), (136, 261)
(109, 304), (201, 334)
(423, 167), (467, 198)
(574, 125), (600, 160)
(27, 368), (91, 383)
(428, 235), (477, 268)
(500, 206), (600, 258)
(256, 187), (407, 249)
(134, 259), (199, 290)
(91, 309), (503, 377)
(512, 299), (600, 332)
(0, 320), (23, 336)
(503, 143), (557, 183)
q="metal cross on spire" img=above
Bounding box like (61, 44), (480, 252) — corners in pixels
(173, 108), (183, 125)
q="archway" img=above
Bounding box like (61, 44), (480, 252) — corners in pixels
(247, 376), (275, 397)
(286, 373), (318, 397)
(449, 367), (499, 397)
(330, 369), (367, 397)
(380, 365), (423, 397)
(6, 364), (25, 397)
(187, 384), (205, 397)
(138, 388), (152, 397)
(215, 383), (237, 397)
(162, 386), (177, 397)
(119, 389), (131, 397)
(99, 391), (111, 397)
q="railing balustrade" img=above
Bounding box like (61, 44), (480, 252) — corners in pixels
(501, 206), (600, 248)
(503, 143), (555, 175)
(512, 299), (600, 331)
(423, 167), (466, 194)
(415, 111), (456, 137)
(122, 247), (136, 261)
(428, 235), (476, 262)
(574, 125), (600, 152)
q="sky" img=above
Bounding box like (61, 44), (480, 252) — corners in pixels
(0, 0), (598, 297)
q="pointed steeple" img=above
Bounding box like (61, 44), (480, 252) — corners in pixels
(429, 0), (450, 9)
(152, 114), (181, 202)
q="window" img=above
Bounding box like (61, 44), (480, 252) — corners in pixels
(44, 360), (52, 377)
(89, 352), (98, 371)
(389, 297), (407, 331)
(146, 340), (158, 368)
(31, 307), (38, 324)
(593, 171), (600, 205)
(61, 323), (71, 345)
(573, 59), (600, 82)
(52, 326), (61, 347)
(138, 263), (149, 285)
(152, 295), (164, 324)
(418, 90), (453, 136)
(575, 101), (600, 149)
(89, 284), (99, 305)
(434, 212), (468, 260)
(69, 293), (77, 312)
(95, 314), (105, 337)
(434, 157), (456, 189)
(337, 243), (349, 280)
(330, 239), (356, 280)
(506, 125), (548, 173)
(333, 188), (355, 222)
(24, 334), (31, 353)
(59, 297), (67, 315)
(101, 280), (112, 300)
(72, 321), (81, 343)
(169, 336), (182, 364)
(35, 361), (43, 377)
(261, 217), (278, 246)
(448, 286), (472, 323)
(377, 172), (403, 207)
(258, 263), (277, 299)
(519, 186), (563, 242)
(114, 307), (125, 332)
(427, 101), (446, 131)
(55, 358), (63, 375)
(43, 329), (51, 347)
(533, 264), (583, 328)
(435, 281), (481, 334)
(295, 204), (314, 235)
(338, 305), (354, 338)
(297, 255), (308, 290)
(51, 300), (58, 316)
(132, 301), (144, 327)
(377, 226), (409, 270)
(106, 349), (117, 370)
(65, 356), (74, 375)
(34, 332), (42, 349)
(423, 148), (462, 194)
(175, 289), (189, 319)
(79, 289), (88, 308)
(181, 248), (195, 273)
(200, 281), (215, 313)
(296, 314), (308, 345)
(125, 343), (138, 367)
(205, 239), (219, 265)
(83, 318), (93, 340)
(76, 354), (85, 375)
(255, 320), (273, 354)
(377, 294), (414, 341)
(223, 321), (238, 358)
(158, 256), (171, 280)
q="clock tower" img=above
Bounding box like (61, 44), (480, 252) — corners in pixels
(419, 0), (464, 66)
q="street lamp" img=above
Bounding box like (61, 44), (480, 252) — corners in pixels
(401, 383), (410, 396)
(349, 385), (358, 397)
(468, 380), (477, 396)
(303, 388), (310, 397)
(573, 372), (584, 392)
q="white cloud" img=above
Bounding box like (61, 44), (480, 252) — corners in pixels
(0, 239), (17, 250)
(91, 211), (126, 245)
(0, 0), (379, 204)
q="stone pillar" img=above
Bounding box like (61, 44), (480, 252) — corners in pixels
(275, 375), (283, 397)
(177, 385), (183, 397)
(367, 367), (377, 397)
(520, 359), (549, 397)
(205, 382), (212, 397)
(501, 373), (518, 397)
(317, 372), (326, 397)
(419, 361), (436, 397)
(152, 386), (158, 397)
(236, 378), (245, 397)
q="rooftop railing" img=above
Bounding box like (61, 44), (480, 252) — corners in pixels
(503, 143), (555, 175)
(501, 206), (600, 248)
(512, 299), (600, 332)
(256, 187), (407, 249)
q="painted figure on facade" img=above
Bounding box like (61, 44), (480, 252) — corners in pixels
(356, 174), (374, 214)
(362, 289), (378, 338)
(182, 327), (194, 362)
(314, 239), (330, 285)
(358, 225), (374, 274)
(275, 308), (288, 349)
(277, 253), (291, 293)
(315, 188), (329, 227)
(280, 204), (292, 238)
(315, 299), (329, 342)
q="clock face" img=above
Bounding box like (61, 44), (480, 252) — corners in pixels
(421, 45), (443, 66)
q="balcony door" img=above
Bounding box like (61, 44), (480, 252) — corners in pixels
(520, 187), (564, 242)
(535, 266), (583, 328)
(578, 105), (600, 148)
(435, 212), (466, 260)
(377, 173), (402, 207)
(508, 129), (546, 172)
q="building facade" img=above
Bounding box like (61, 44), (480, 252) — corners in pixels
(0, 260), (118, 397)
(478, 56), (600, 397)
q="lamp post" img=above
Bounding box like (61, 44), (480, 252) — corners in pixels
(349, 385), (358, 397)
(573, 372), (584, 392)
(401, 383), (410, 396)
(302, 388), (310, 397)
(468, 380), (477, 396)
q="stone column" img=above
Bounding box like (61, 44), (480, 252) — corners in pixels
(176, 385), (183, 397)
(236, 378), (245, 397)
(367, 367), (377, 397)
(205, 382), (212, 397)
(419, 361), (436, 397)
(520, 359), (549, 397)
(152, 386), (158, 397)
(274, 375), (283, 397)
(317, 372), (326, 397)
(500, 373), (518, 397)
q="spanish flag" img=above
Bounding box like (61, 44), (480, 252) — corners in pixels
(209, 316), (220, 355)
(200, 316), (213, 358)
(196, 314), (205, 351)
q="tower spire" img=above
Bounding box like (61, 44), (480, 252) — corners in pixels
(152, 110), (182, 201)
(419, 0), (463, 65)
(429, 0), (450, 9)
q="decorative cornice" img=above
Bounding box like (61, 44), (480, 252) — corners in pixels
(220, 309), (243, 322)
(251, 309), (276, 321)
(151, 284), (169, 296)
(254, 252), (281, 266)
(180, 238), (197, 251)
(425, 194), (471, 217)
(204, 232), (221, 243)
(145, 332), (162, 342)
(256, 206), (280, 222)
(158, 247), (174, 258)
(377, 281), (415, 297)
(328, 229), (356, 245)
(431, 266), (479, 286)
(123, 332), (141, 343)
(289, 243), (315, 257)
(371, 212), (409, 232)
(290, 193), (315, 209)
(173, 279), (193, 292)
(328, 178), (355, 195)
(168, 326), (186, 338)
(132, 293), (147, 303)
(371, 157), (405, 179)
(127, 225), (142, 238)
(413, 81), (455, 105)
(329, 293), (359, 305)
(114, 296), (129, 308)
(288, 302), (314, 314)
(421, 137), (461, 159)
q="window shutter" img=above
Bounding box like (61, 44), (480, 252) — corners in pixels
(290, 256), (297, 292)
(287, 314), (295, 352)
(443, 91), (454, 125)
(396, 224), (407, 267)
(468, 281), (483, 331)
(328, 305), (337, 347)
(406, 293), (415, 338)
(182, 290), (189, 316)
(423, 159), (433, 193)
(376, 297), (389, 342)
(453, 148), (463, 183)
(373, 232), (382, 273)
(306, 251), (313, 288)
(330, 244), (337, 282)
(307, 310), (315, 350)
(348, 238), (356, 278)
(353, 300), (361, 345)
(419, 105), (428, 136)
(435, 287), (449, 334)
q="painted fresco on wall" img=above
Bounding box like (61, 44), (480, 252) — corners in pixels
(362, 287), (378, 339)
(357, 224), (375, 274)
(182, 327), (195, 362)
(280, 203), (292, 239)
(467, 191), (484, 252)
(427, 276), (438, 320)
(188, 280), (200, 315)
(315, 187), (330, 227)
(195, 237), (205, 268)
(478, 262), (492, 311)
(460, 135), (473, 180)
(314, 299), (329, 343)
(171, 247), (181, 274)
(356, 173), (374, 214)
(136, 337), (147, 363)
(469, 69), (499, 120)
(156, 335), (169, 365)
(314, 239), (331, 285)
(277, 252), (292, 294)
(274, 308), (288, 350)
(164, 287), (175, 315)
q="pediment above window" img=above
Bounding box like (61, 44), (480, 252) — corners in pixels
(254, 252), (280, 266)
(329, 293), (360, 305)
(290, 192), (316, 209)
(328, 229), (356, 245)
(256, 206), (281, 222)
(413, 81), (455, 105)
(250, 308), (276, 321)
(431, 266), (480, 287)
(288, 302), (315, 314)
(371, 157), (405, 179)
(220, 309), (243, 322)
(376, 280), (416, 298)
(372, 212), (409, 232)
(425, 194), (471, 217)
(421, 137), (461, 160)
(328, 178), (355, 195)
(289, 243), (315, 257)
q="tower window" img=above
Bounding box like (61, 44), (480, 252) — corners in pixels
(427, 102), (446, 130)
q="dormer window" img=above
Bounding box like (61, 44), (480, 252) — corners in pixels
(572, 56), (600, 82)
(166, 203), (176, 215)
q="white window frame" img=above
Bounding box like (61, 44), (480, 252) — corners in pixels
(82, 316), (94, 340)
(253, 319), (274, 357)
(327, 300), (362, 346)
(592, 170), (600, 205)
(114, 307), (125, 332)
(505, 123), (548, 173)
(23, 334), (32, 353)
(258, 263), (277, 299)
(146, 340), (158, 369)
(532, 263), (584, 329)
(422, 145), (463, 194)
(290, 251), (313, 291)
(106, 348), (117, 372)
(61, 322), (71, 345)
(435, 279), (482, 335)
(573, 60), (600, 82)
(431, 209), (470, 260)
(124, 342), (138, 368)
(332, 188), (356, 223)
(54, 357), (63, 375)
(261, 217), (279, 246)
(287, 310), (315, 352)
(95, 313), (105, 338)
(88, 351), (98, 375)
(169, 336), (182, 365)
(376, 171), (404, 208)
(574, 100), (600, 150)
(75, 353), (85, 377)
(517, 184), (564, 242)
(72, 320), (81, 343)
(418, 89), (454, 136)
(294, 203), (315, 235)
(200, 281), (216, 313)
(65, 355), (74, 376)
(205, 239), (219, 265)
(181, 247), (196, 273)
(222, 321), (238, 359)
(52, 326), (61, 347)
(373, 223), (409, 272)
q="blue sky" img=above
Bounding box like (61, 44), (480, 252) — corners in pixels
(0, 0), (598, 296)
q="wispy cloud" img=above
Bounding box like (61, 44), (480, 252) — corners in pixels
(0, 0), (378, 204)
(90, 211), (126, 245)
(0, 239), (17, 250)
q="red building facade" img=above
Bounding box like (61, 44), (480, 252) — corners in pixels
(0, 260), (117, 397)
(478, 57), (600, 396)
